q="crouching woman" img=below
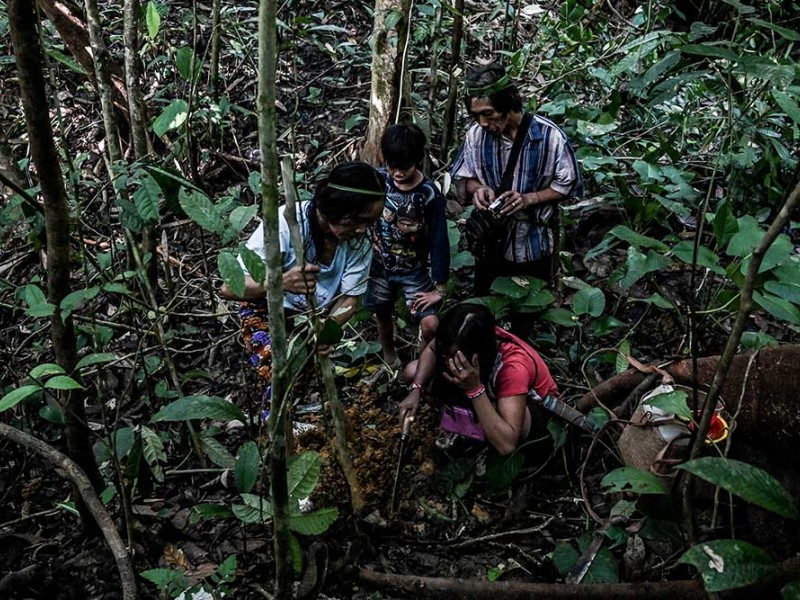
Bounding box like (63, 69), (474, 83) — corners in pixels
(399, 304), (558, 455)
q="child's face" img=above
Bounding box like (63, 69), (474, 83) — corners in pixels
(387, 164), (418, 187)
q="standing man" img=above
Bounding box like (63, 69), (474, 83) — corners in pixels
(452, 62), (581, 297)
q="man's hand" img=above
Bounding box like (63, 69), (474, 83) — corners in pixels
(413, 290), (443, 312)
(282, 264), (320, 295)
(472, 186), (495, 210)
(496, 190), (526, 217)
(399, 390), (421, 424)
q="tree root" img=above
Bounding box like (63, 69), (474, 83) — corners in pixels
(0, 423), (137, 600)
(357, 568), (708, 598)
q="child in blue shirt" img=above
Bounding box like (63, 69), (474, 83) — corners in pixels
(365, 124), (450, 370)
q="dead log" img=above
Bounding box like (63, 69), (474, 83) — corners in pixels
(576, 345), (800, 442)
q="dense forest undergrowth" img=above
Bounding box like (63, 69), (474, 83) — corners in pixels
(1, 0), (800, 598)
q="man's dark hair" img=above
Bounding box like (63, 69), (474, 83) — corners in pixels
(463, 62), (523, 115)
(381, 123), (427, 169)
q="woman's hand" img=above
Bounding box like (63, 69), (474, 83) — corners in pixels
(282, 264), (321, 295)
(442, 351), (481, 391)
(399, 390), (421, 425)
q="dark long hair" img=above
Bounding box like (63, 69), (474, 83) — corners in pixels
(463, 62), (523, 116)
(304, 161), (384, 258)
(433, 303), (499, 406)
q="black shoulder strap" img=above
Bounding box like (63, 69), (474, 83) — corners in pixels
(499, 112), (533, 194)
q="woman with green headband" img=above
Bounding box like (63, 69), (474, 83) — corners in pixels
(221, 161), (385, 403)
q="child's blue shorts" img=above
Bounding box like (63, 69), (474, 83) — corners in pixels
(364, 263), (438, 321)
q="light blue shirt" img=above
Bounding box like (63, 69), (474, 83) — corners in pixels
(240, 202), (372, 312)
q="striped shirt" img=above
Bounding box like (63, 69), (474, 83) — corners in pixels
(451, 113), (581, 262)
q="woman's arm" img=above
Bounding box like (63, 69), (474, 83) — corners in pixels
(219, 265), (321, 301)
(470, 393), (527, 456)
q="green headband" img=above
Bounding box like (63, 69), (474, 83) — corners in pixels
(466, 73), (513, 97)
(328, 183), (386, 197)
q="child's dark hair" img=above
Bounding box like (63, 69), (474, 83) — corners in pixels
(381, 123), (426, 169)
(433, 303), (498, 404)
(305, 161), (384, 255)
(463, 62), (523, 116)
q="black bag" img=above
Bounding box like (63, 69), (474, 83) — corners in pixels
(463, 112), (534, 261)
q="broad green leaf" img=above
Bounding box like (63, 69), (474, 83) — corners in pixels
(145, 1), (161, 39)
(486, 451), (524, 490)
(75, 353), (119, 370)
(677, 457), (798, 519)
(680, 43), (742, 62)
(643, 390), (692, 420)
(679, 540), (775, 592)
(30, 363), (66, 379)
(572, 286), (605, 317)
(46, 49), (87, 75)
(133, 173), (161, 224)
(726, 215), (764, 258)
(629, 292), (676, 310)
(540, 308), (578, 327)
(233, 493), (272, 523)
(152, 99), (188, 136)
(0, 385), (41, 412)
(519, 288), (554, 309)
(621, 248), (671, 290)
(601, 467), (667, 495)
(103, 283), (132, 295)
(741, 331), (778, 350)
(218, 252), (245, 299)
(765, 280), (800, 306)
(240, 246), (266, 286)
(712, 200), (738, 248)
(175, 46), (199, 81)
(671, 241), (724, 275)
(750, 18), (800, 42)
(179, 188), (220, 233)
(615, 340), (630, 374)
(287, 451), (322, 500)
(552, 535), (619, 583)
(577, 120), (619, 136)
(753, 291), (800, 325)
(229, 205), (258, 233)
(153, 395), (246, 422)
(94, 427), (135, 464)
(490, 277), (532, 300)
(289, 507), (338, 535)
(547, 419), (567, 450)
(773, 91), (800, 125)
(60, 286), (100, 320)
(235, 441), (260, 494)
(783, 580), (800, 600)
(740, 234), (793, 275)
(141, 425), (166, 482)
(17, 284), (56, 318)
(44, 375), (83, 390)
(140, 568), (187, 591)
(607, 225), (668, 252)
(552, 542), (580, 576)
(721, 0), (755, 14)
(632, 160), (664, 183)
(202, 436), (236, 469)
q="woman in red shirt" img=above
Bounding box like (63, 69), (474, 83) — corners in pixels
(400, 304), (558, 455)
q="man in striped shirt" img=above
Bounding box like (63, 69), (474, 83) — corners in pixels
(452, 62), (581, 296)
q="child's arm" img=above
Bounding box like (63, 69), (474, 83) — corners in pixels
(426, 185), (450, 287)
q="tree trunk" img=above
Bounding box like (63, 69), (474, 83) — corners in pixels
(257, 0), (292, 596)
(440, 0), (464, 163)
(8, 0), (105, 516)
(361, 0), (412, 164)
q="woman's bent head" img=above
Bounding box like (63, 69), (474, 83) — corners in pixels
(436, 304), (498, 385)
(314, 162), (385, 241)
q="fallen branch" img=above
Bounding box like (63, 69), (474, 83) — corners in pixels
(357, 568), (708, 599)
(0, 423), (137, 600)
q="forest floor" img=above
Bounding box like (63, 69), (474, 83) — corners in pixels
(1, 1), (800, 599)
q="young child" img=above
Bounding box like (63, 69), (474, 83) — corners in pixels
(364, 123), (450, 373)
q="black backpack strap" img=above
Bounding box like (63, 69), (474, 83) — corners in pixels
(498, 112), (533, 194)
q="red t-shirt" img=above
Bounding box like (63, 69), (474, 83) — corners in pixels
(491, 327), (559, 400)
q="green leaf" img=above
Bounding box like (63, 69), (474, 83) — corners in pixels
(606, 225), (669, 252)
(765, 279), (800, 306)
(712, 200), (738, 248)
(235, 441), (260, 494)
(679, 540), (774, 592)
(152, 99), (188, 136)
(60, 286), (100, 321)
(287, 451), (322, 500)
(229, 205), (258, 233)
(750, 18), (800, 42)
(753, 291), (800, 325)
(140, 425), (166, 482)
(153, 395), (246, 422)
(552, 542), (579, 576)
(485, 451), (524, 490)
(540, 308), (578, 327)
(179, 188), (220, 233)
(145, 1), (161, 38)
(17, 284), (56, 318)
(175, 46), (200, 81)
(133, 173), (161, 224)
(615, 340), (630, 374)
(46, 49), (87, 75)
(75, 353), (119, 370)
(547, 419), (567, 450)
(233, 493), (272, 523)
(103, 282), (132, 295)
(0, 385), (42, 412)
(773, 91), (800, 125)
(721, 0), (755, 14)
(677, 457), (798, 519)
(572, 286), (605, 317)
(490, 276), (533, 300)
(601, 467), (667, 495)
(671, 241), (724, 275)
(741, 331), (778, 350)
(643, 390), (692, 420)
(44, 375), (83, 390)
(629, 292), (676, 310)
(740, 234), (793, 275)
(218, 252), (245, 299)
(289, 507), (338, 535)
(30, 363), (66, 379)
(384, 9), (402, 29)
(240, 246), (266, 286)
(202, 435), (236, 469)
(680, 43), (742, 62)
(783, 580), (800, 600)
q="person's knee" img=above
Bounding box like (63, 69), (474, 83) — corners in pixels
(419, 315), (439, 342)
(402, 360), (419, 383)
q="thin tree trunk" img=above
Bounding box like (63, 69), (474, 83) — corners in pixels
(440, 0), (464, 163)
(362, 0), (412, 164)
(209, 0), (223, 99)
(257, 0), (292, 596)
(8, 0), (105, 515)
